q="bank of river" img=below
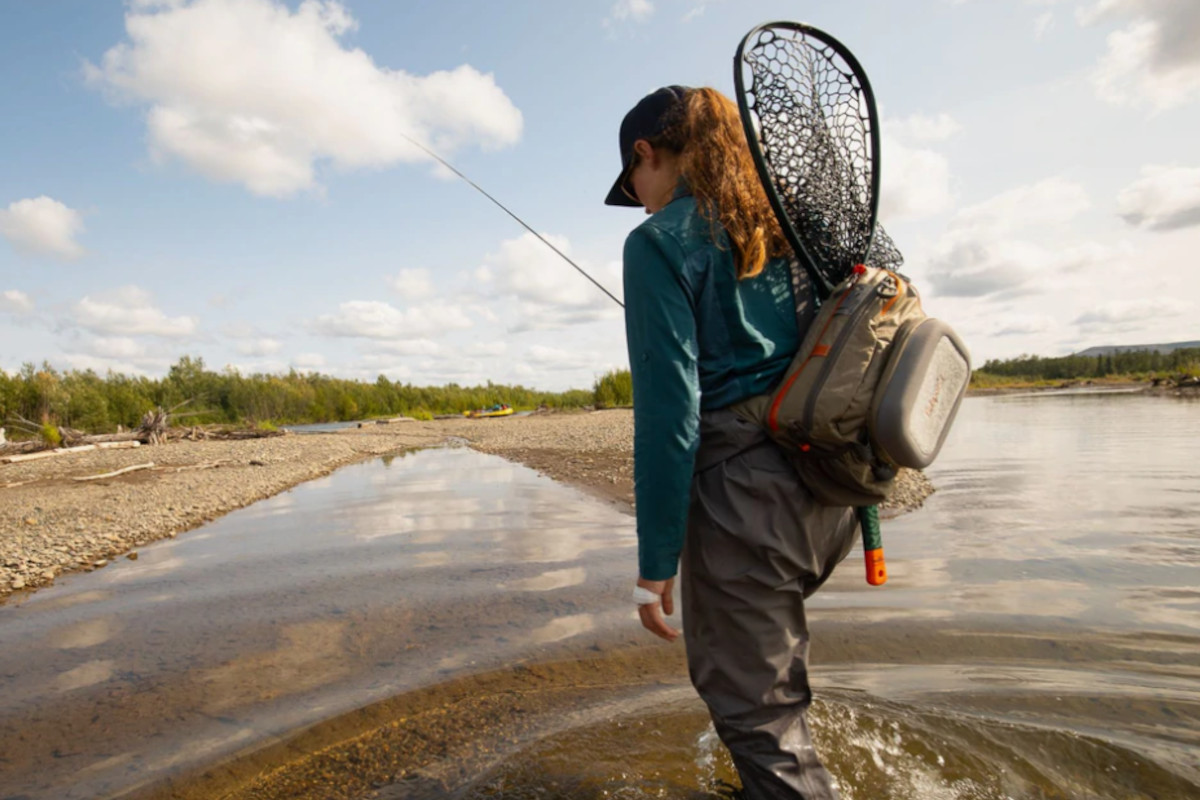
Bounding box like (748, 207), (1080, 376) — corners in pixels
(1, 410), (932, 601)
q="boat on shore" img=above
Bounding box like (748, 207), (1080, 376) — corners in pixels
(463, 404), (514, 419)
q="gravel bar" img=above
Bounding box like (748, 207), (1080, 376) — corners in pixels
(0, 410), (932, 601)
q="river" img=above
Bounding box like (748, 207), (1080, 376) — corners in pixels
(0, 392), (1196, 799)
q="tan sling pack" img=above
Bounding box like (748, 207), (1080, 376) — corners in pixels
(734, 264), (970, 507)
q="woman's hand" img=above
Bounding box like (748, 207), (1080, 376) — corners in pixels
(636, 576), (680, 642)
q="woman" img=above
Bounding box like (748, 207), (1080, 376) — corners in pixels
(605, 86), (859, 799)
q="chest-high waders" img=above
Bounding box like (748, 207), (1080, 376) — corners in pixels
(681, 409), (858, 799)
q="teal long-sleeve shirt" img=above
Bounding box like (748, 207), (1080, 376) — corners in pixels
(623, 193), (806, 580)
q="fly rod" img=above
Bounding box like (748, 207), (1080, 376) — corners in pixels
(400, 133), (624, 308)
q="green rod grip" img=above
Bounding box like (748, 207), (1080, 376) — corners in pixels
(858, 505), (887, 586)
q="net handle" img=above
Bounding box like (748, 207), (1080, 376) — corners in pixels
(733, 21), (883, 301)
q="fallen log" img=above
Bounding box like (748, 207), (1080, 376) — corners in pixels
(72, 462), (155, 482)
(0, 440), (141, 465)
(172, 459), (230, 472)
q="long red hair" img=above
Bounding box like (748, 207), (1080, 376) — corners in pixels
(650, 88), (788, 279)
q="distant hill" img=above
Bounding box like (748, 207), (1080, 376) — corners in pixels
(1075, 340), (1200, 357)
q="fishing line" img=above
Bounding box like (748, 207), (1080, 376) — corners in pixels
(400, 133), (624, 308)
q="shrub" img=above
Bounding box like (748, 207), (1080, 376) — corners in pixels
(593, 369), (633, 408)
(40, 423), (61, 447)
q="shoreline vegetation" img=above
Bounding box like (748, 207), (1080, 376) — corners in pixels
(2, 349), (1198, 445)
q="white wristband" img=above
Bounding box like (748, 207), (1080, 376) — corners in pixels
(632, 586), (661, 605)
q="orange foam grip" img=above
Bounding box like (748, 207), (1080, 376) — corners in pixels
(864, 548), (888, 586)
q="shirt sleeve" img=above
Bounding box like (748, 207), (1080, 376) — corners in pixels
(622, 224), (700, 581)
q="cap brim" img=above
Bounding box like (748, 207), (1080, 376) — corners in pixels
(604, 171), (641, 207)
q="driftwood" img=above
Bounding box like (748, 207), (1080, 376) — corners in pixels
(0, 441), (141, 465)
(72, 462), (156, 482)
(204, 429), (286, 440)
(140, 407), (169, 445)
(172, 459), (230, 472)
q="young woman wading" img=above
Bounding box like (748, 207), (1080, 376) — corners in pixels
(605, 85), (859, 799)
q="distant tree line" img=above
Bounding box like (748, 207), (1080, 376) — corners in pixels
(0, 356), (614, 435)
(973, 348), (1200, 383)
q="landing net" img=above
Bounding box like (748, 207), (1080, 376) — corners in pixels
(735, 22), (903, 296)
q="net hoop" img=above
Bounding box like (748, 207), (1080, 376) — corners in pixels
(734, 21), (900, 299)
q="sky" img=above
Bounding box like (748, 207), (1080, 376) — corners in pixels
(2, 0), (1199, 391)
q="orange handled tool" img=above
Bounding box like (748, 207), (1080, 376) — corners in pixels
(858, 505), (887, 585)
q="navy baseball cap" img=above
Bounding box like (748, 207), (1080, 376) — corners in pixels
(604, 85), (691, 207)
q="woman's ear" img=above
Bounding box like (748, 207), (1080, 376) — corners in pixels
(633, 139), (655, 164)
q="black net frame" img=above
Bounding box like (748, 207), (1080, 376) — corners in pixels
(734, 21), (904, 299)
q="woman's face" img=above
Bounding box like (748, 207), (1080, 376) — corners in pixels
(628, 140), (681, 215)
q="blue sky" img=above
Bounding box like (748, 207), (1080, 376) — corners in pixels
(2, 0), (1199, 390)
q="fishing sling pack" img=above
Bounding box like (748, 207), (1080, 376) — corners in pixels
(730, 22), (970, 509)
(734, 262), (970, 507)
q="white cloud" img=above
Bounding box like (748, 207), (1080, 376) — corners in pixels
(1035, 11), (1055, 39)
(1080, 0), (1200, 110)
(879, 137), (955, 221)
(0, 196), (86, 259)
(86, 337), (147, 359)
(59, 353), (149, 376)
(72, 286), (198, 338)
(312, 300), (472, 339)
(385, 268), (435, 300)
(463, 341), (507, 357)
(524, 345), (596, 372)
(476, 232), (622, 331)
(236, 337), (283, 356)
(0, 290), (34, 314)
(291, 352), (326, 369)
(885, 113), (962, 144)
(1117, 165), (1200, 230)
(990, 314), (1057, 337)
(955, 177), (1091, 231)
(877, 114), (959, 221)
(609, 0), (653, 24)
(924, 178), (1104, 298)
(85, 0), (523, 197)
(1073, 298), (1191, 332)
(370, 338), (442, 356)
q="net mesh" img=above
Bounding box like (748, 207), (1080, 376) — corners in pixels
(739, 25), (904, 290)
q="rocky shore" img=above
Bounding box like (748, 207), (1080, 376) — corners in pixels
(0, 410), (933, 601)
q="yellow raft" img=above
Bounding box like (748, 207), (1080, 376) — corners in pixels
(463, 404), (514, 419)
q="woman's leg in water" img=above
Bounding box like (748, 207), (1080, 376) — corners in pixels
(681, 412), (856, 799)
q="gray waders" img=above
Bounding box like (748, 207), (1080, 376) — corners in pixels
(681, 409), (858, 799)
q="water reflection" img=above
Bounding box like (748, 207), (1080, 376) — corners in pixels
(49, 617), (120, 649)
(53, 659), (115, 693)
(0, 447), (637, 800)
(846, 394), (1200, 635)
(505, 567), (588, 592)
(526, 613), (595, 645)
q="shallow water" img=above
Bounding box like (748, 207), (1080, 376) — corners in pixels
(1, 393), (1197, 799)
(0, 447), (639, 799)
